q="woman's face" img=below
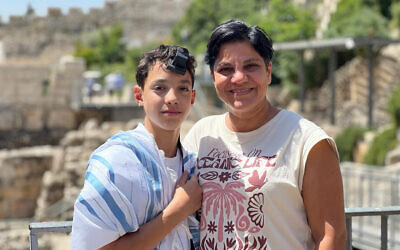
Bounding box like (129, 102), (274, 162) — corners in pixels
(211, 41), (271, 115)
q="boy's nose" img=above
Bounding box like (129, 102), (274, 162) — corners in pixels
(165, 89), (178, 104)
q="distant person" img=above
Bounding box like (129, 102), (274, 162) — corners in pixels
(105, 72), (125, 100)
(85, 78), (95, 101)
(184, 19), (347, 249)
(71, 45), (202, 249)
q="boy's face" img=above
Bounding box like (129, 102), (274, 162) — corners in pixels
(134, 61), (195, 133)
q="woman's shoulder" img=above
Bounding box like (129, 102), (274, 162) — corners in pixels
(194, 114), (225, 127)
(279, 109), (322, 130)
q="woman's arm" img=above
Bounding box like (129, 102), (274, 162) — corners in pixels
(302, 139), (347, 250)
(100, 172), (202, 250)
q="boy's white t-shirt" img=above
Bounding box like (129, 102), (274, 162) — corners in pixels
(163, 149), (183, 185)
(183, 109), (337, 250)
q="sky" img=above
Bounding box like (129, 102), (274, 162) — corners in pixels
(0, 0), (108, 22)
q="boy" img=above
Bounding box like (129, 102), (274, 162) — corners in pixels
(71, 45), (202, 249)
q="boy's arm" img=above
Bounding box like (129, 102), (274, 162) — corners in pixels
(100, 172), (202, 250)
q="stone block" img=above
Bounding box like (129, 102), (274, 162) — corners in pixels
(385, 145), (400, 166)
(0, 109), (18, 130)
(47, 109), (76, 129)
(20, 107), (44, 131)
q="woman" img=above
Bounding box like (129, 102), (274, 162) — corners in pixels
(184, 20), (346, 249)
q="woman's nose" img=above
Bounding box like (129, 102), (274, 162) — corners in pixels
(231, 69), (247, 84)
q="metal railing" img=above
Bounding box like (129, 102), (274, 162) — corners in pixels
(29, 221), (72, 250)
(29, 206), (400, 250)
(345, 206), (400, 250)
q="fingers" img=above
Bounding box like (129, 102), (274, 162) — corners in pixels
(177, 171), (189, 187)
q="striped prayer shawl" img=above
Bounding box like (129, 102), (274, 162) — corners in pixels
(71, 123), (199, 249)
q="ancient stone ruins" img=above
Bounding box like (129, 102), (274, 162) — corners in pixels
(0, 0), (400, 249)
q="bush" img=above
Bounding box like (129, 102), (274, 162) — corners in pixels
(325, 0), (389, 38)
(362, 126), (397, 166)
(387, 84), (400, 127)
(335, 127), (368, 162)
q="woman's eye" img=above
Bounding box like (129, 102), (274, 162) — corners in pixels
(217, 67), (233, 75)
(245, 64), (259, 71)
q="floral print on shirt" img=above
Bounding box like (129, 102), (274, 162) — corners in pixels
(197, 147), (277, 250)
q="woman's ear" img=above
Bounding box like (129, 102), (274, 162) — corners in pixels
(133, 85), (143, 105)
(266, 61), (272, 85)
(210, 70), (215, 81)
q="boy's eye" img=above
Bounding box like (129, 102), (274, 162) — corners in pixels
(179, 86), (190, 91)
(153, 85), (164, 91)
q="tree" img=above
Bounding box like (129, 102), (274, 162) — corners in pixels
(256, 0), (317, 92)
(74, 24), (126, 67)
(172, 0), (262, 54)
(325, 0), (389, 38)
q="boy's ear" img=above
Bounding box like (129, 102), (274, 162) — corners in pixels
(133, 85), (143, 105)
(191, 90), (196, 105)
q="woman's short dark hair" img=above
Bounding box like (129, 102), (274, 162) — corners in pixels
(205, 19), (274, 72)
(136, 44), (196, 88)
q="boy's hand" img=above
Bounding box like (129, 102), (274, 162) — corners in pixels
(168, 171), (202, 219)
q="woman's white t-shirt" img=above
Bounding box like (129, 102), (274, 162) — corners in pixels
(183, 109), (337, 250)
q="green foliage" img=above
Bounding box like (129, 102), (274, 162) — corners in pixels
(335, 127), (368, 162)
(387, 84), (400, 127)
(257, 0), (316, 42)
(74, 42), (99, 67)
(325, 0), (389, 38)
(362, 126), (397, 166)
(390, 2), (400, 29)
(172, 0), (262, 54)
(256, 0), (316, 92)
(74, 24), (125, 67)
(74, 24), (164, 83)
(96, 25), (125, 64)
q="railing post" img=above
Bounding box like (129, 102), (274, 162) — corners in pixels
(29, 229), (39, 250)
(346, 216), (352, 250)
(381, 215), (388, 250)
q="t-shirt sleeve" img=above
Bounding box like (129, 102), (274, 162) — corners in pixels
(71, 149), (141, 249)
(298, 124), (339, 191)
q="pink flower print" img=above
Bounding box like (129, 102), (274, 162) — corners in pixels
(247, 193), (264, 227)
(245, 170), (267, 192)
(244, 235), (258, 249)
(232, 170), (250, 180)
(200, 171), (219, 181)
(226, 238), (236, 248)
(224, 221), (234, 234)
(207, 221), (217, 233)
(258, 236), (268, 250)
(235, 204), (250, 232)
(205, 237), (218, 250)
(203, 181), (246, 242)
(218, 171), (231, 183)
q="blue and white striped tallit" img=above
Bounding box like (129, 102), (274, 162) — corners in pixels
(71, 123), (199, 249)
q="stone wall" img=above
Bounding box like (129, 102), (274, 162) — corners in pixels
(314, 44), (400, 128)
(0, 0), (191, 59)
(0, 56), (84, 133)
(0, 146), (58, 219)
